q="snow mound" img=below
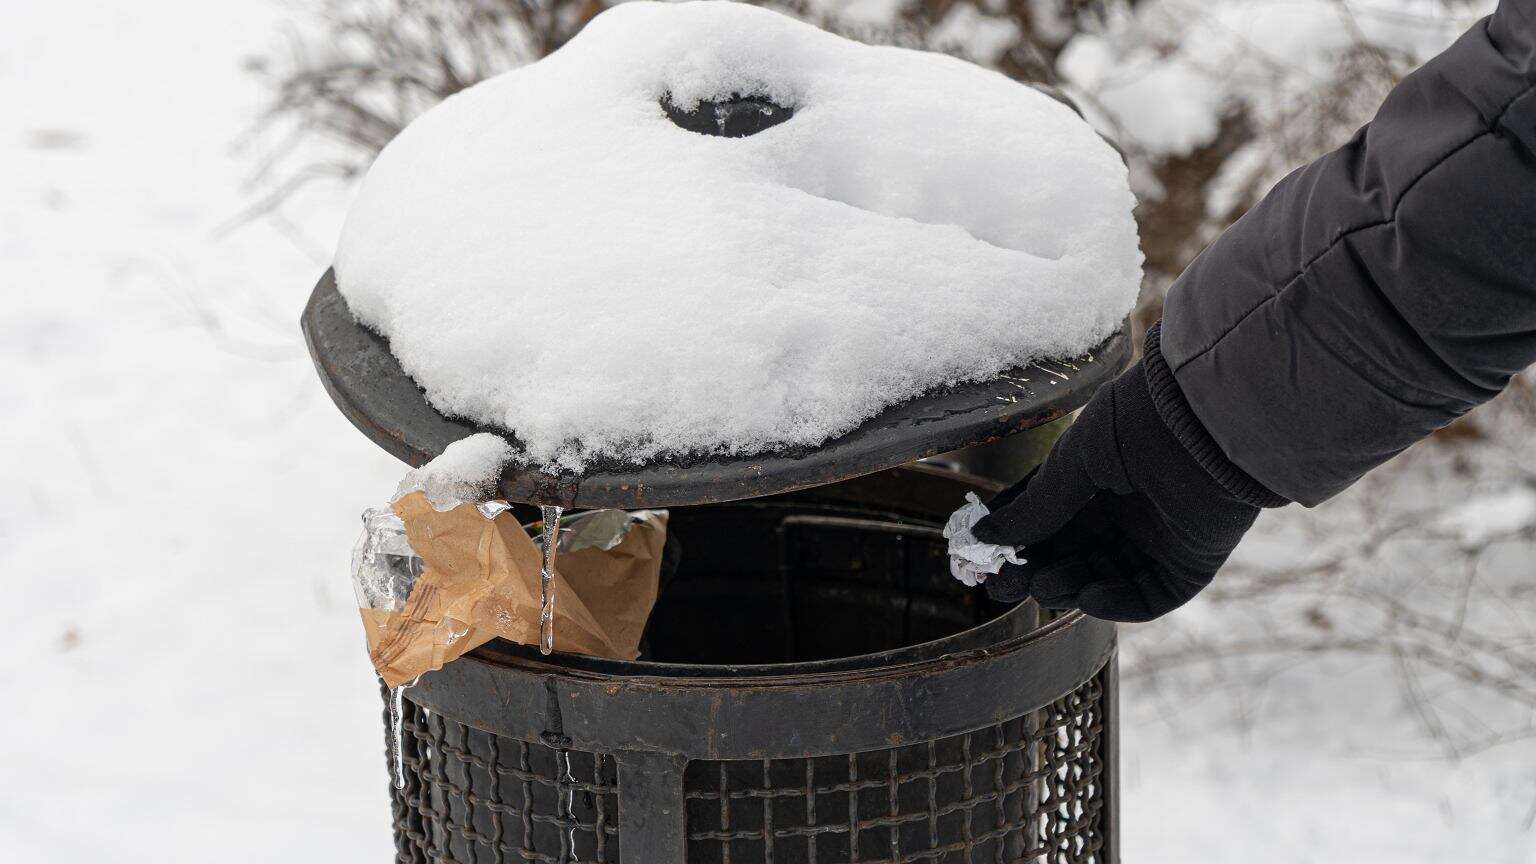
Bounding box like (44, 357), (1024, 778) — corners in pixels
(393, 433), (513, 508)
(335, 0), (1141, 472)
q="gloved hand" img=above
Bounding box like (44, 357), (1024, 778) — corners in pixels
(971, 323), (1283, 622)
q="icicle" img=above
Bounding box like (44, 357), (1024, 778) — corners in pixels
(387, 675), (422, 790)
(557, 748), (579, 850)
(538, 505), (564, 655)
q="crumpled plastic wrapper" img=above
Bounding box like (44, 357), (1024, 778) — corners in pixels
(943, 492), (1025, 587)
(352, 492), (667, 687)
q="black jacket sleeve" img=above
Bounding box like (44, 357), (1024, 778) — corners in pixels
(1155, 0), (1536, 507)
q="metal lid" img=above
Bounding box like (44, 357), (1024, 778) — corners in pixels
(302, 269), (1130, 507)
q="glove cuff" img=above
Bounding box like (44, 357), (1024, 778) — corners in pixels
(1143, 321), (1290, 508)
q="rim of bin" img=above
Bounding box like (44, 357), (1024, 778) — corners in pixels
(410, 608), (1116, 760)
(485, 571), (1026, 679)
(302, 268), (1132, 508)
(479, 468), (1021, 679)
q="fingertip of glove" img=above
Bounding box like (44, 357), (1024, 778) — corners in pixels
(969, 515), (1003, 545)
(1073, 579), (1162, 623)
(983, 564), (1031, 603)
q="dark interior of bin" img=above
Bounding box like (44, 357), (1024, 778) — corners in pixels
(641, 499), (1019, 665)
(489, 467), (1026, 669)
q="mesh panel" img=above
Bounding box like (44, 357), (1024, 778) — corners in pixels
(389, 695), (621, 864)
(387, 670), (1108, 864)
(682, 673), (1107, 864)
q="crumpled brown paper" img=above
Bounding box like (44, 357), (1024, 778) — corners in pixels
(361, 491), (666, 687)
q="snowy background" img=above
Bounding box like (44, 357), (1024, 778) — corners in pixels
(3, 1), (1532, 861)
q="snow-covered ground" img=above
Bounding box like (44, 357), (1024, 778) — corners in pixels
(2, 2), (1531, 862)
(2, 2), (398, 859)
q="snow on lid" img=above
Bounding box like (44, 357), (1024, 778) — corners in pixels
(393, 433), (514, 508)
(335, 0), (1142, 473)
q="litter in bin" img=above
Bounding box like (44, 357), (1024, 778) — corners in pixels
(353, 433), (516, 617)
(356, 494), (667, 786)
(351, 435), (669, 791)
(943, 492), (1024, 586)
(353, 494), (667, 684)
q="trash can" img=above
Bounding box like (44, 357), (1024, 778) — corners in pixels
(303, 272), (1129, 863)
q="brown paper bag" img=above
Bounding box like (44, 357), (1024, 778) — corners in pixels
(361, 491), (666, 687)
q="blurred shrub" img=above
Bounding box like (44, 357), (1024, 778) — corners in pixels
(253, 0), (1483, 304)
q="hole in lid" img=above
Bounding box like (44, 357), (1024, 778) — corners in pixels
(661, 92), (794, 138)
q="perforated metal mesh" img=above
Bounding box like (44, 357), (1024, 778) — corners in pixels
(387, 668), (1107, 864)
(389, 695), (621, 864)
(682, 672), (1108, 864)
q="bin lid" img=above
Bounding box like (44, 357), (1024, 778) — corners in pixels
(302, 269), (1130, 508)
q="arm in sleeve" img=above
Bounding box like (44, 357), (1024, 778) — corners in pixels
(1157, 0), (1536, 506)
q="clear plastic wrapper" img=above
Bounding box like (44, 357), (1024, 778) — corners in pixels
(353, 491), (668, 688)
(351, 507), (423, 613)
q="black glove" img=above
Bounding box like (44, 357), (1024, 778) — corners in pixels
(971, 323), (1283, 622)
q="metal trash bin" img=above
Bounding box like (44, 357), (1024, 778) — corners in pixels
(302, 271), (1128, 864)
(383, 465), (1117, 864)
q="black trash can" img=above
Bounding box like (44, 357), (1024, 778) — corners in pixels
(302, 272), (1128, 864)
(385, 465), (1117, 864)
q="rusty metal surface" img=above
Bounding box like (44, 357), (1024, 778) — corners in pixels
(408, 611), (1115, 762)
(389, 694), (622, 863)
(301, 269), (1131, 508)
(390, 667), (1112, 864)
(1100, 655), (1122, 864)
(682, 669), (1111, 864)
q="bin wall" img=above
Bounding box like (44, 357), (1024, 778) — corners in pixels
(385, 658), (1115, 864)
